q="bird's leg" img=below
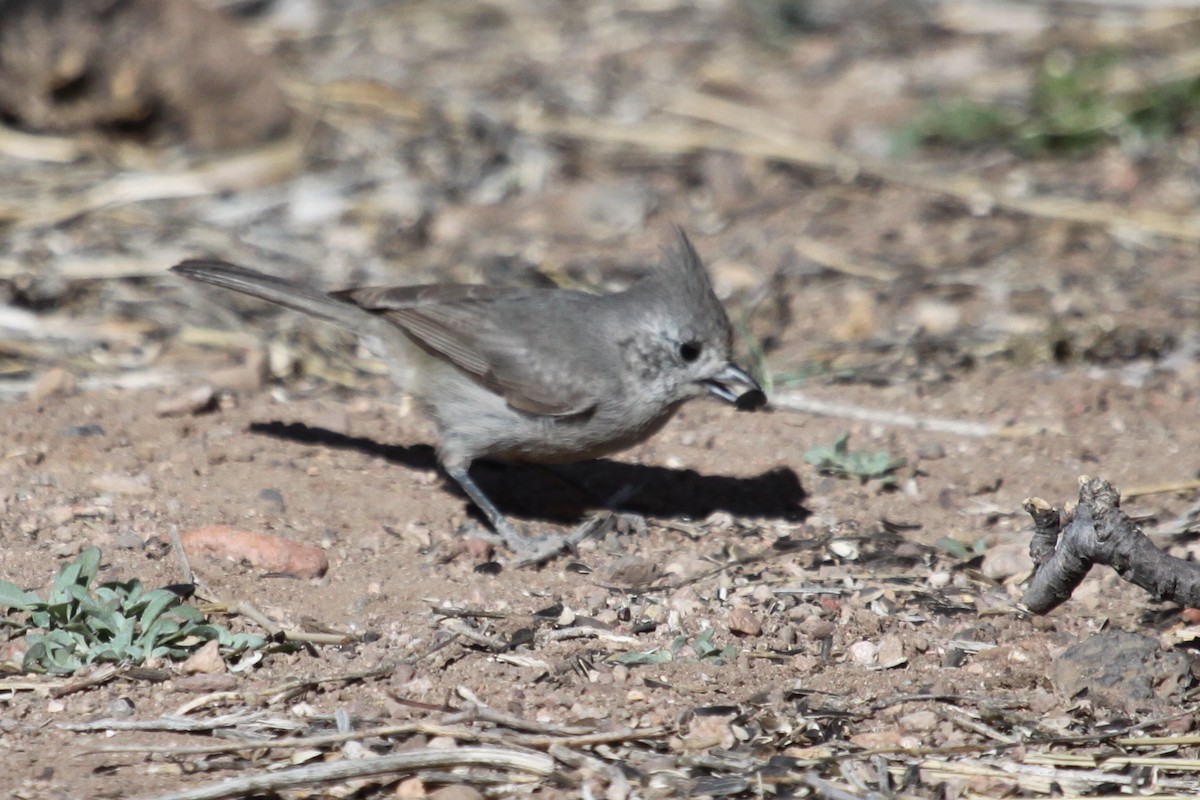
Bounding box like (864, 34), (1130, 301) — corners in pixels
(445, 466), (568, 564)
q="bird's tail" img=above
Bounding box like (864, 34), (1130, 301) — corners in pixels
(170, 259), (368, 330)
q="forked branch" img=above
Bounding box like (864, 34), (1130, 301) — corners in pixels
(1022, 476), (1200, 614)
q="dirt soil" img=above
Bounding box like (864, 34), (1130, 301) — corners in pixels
(3, 2), (1200, 799)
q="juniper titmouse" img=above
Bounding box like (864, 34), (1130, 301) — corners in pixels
(171, 229), (764, 563)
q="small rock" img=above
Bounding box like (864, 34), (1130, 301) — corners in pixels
(155, 385), (216, 417)
(113, 530), (144, 549)
(848, 640), (879, 666)
(29, 367), (75, 403)
(799, 618), (835, 639)
(927, 570), (952, 589)
(828, 539), (860, 560)
(107, 697), (136, 717)
(981, 542), (1034, 581)
(1053, 631), (1190, 709)
(393, 776), (425, 798)
(171, 525), (329, 578)
(464, 535), (494, 562)
(606, 557), (660, 588)
(389, 664), (416, 685)
(90, 473), (153, 497)
(877, 635), (907, 669)
(917, 443), (946, 460)
(258, 488), (286, 514)
(727, 606), (762, 637)
(899, 710), (938, 731)
(63, 423), (105, 437)
(680, 712), (737, 751)
(668, 586), (702, 618)
(181, 640), (225, 675)
(642, 604), (667, 624)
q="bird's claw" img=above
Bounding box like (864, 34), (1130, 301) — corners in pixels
(508, 513), (616, 567)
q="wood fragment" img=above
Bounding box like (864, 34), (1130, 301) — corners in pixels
(137, 746), (554, 800)
(1023, 476), (1200, 613)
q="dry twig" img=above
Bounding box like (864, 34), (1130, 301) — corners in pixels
(1023, 476), (1200, 613)
(138, 746), (555, 800)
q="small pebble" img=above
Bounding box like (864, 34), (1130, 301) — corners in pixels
(917, 443), (947, 460)
(981, 542), (1035, 581)
(29, 367), (75, 403)
(107, 697), (136, 718)
(181, 640), (225, 675)
(849, 640), (879, 666)
(258, 488), (286, 514)
(727, 606), (763, 637)
(63, 424), (105, 438)
(89, 473), (153, 497)
(155, 385), (216, 417)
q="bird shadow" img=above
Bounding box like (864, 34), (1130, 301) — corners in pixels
(250, 421), (807, 524)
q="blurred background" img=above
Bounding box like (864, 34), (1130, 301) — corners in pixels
(1, 0), (1198, 402)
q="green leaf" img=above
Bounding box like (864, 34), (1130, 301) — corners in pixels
(111, 580), (144, 608)
(45, 602), (78, 627)
(50, 547), (101, 604)
(112, 615), (136, 654)
(20, 640), (48, 673)
(170, 604), (204, 623)
(804, 434), (906, 484)
(935, 537), (971, 560)
(222, 633), (268, 653)
(141, 616), (182, 649)
(25, 629), (86, 674)
(690, 629), (722, 659)
(0, 580), (40, 611)
(137, 589), (182, 630)
(67, 585), (118, 628)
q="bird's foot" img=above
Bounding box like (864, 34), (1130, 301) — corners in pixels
(504, 514), (616, 568)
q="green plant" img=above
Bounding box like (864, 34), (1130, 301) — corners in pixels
(0, 548), (267, 674)
(804, 433), (906, 485)
(897, 48), (1200, 158)
(935, 536), (987, 561)
(612, 628), (739, 667)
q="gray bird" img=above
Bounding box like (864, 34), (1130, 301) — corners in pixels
(171, 229), (764, 563)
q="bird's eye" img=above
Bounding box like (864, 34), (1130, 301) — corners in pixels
(679, 341), (702, 362)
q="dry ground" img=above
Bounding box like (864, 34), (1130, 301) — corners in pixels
(3, 1), (1200, 798)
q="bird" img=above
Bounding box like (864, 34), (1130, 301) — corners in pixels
(171, 229), (765, 563)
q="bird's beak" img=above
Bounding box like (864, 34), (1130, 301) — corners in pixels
(703, 364), (767, 411)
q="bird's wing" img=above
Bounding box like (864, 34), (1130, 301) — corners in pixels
(339, 285), (599, 417)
